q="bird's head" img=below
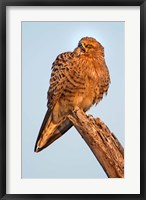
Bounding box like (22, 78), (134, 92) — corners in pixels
(74, 37), (104, 57)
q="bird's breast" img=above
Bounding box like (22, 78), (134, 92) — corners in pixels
(55, 56), (110, 119)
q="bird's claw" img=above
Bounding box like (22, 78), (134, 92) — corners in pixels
(74, 106), (80, 112)
(87, 114), (93, 119)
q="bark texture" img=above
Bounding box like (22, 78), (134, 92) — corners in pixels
(68, 108), (124, 178)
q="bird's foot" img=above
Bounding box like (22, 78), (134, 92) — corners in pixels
(74, 106), (80, 113)
(87, 114), (93, 119)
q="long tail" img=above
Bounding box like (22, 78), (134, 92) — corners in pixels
(34, 110), (72, 152)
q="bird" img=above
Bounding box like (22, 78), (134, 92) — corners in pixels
(34, 37), (110, 153)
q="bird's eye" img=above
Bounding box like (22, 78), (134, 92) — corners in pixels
(86, 44), (93, 49)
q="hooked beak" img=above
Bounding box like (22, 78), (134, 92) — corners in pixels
(81, 42), (86, 49)
(76, 43), (86, 56)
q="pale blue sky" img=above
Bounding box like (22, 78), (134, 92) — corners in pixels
(22, 22), (124, 178)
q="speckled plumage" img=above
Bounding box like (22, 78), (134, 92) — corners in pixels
(34, 37), (110, 152)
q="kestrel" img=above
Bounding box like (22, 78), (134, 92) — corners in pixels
(34, 37), (110, 152)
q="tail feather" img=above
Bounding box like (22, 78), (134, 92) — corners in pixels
(34, 110), (73, 152)
(34, 109), (52, 152)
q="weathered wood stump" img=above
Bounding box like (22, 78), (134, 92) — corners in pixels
(68, 108), (124, 178)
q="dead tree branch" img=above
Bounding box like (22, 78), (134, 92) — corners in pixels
(68, 108), (124, 178)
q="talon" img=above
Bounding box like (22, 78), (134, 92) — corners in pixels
(74, 106), (80, 112)
(87, 114), (93, 119)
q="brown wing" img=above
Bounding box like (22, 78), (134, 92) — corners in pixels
(34, 52), (74, 152)
(47, 52), (73, 110)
